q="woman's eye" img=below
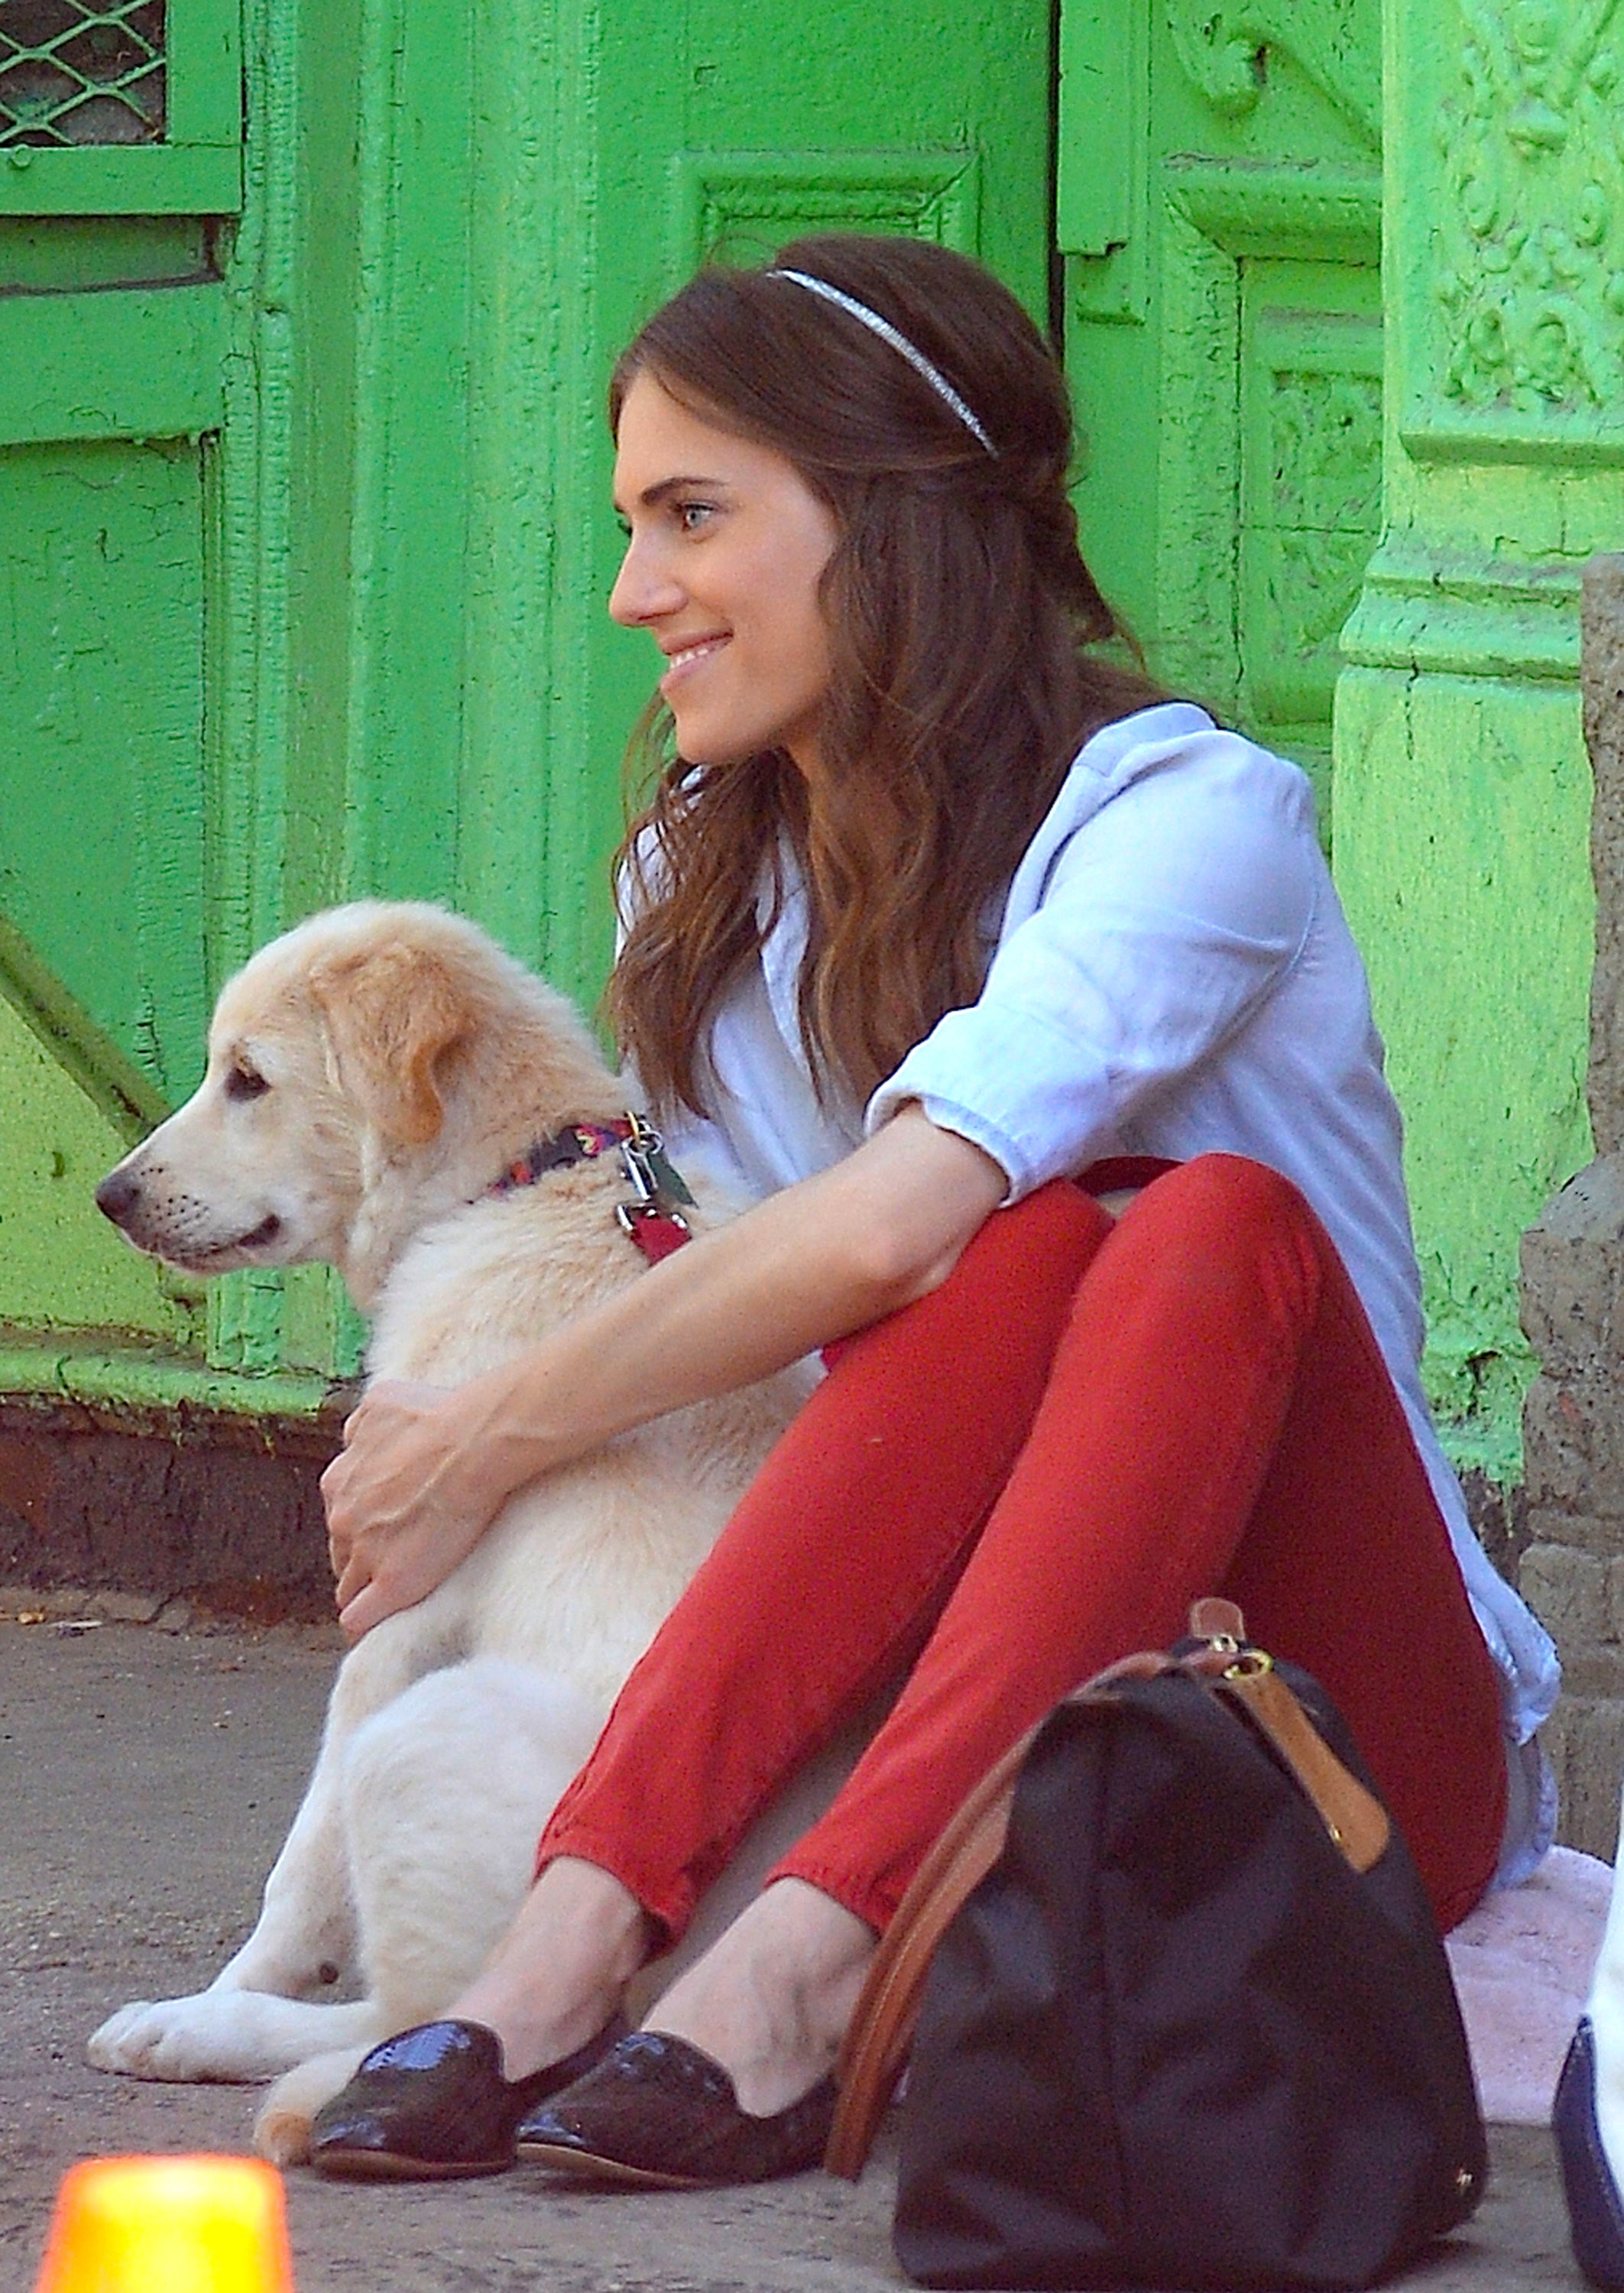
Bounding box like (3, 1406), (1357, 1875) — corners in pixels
(676, 501), (715, 534)
(225, 1065), (270, 1102)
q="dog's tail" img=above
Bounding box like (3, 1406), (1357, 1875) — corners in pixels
(255, 2036), (383, 2166)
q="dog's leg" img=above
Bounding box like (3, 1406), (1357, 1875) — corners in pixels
(244, 1659), (605, 2164)
(346, 1659), (605, 2029)
(88, 1994), (393, 2090)
(89, 1617), (431, 2082)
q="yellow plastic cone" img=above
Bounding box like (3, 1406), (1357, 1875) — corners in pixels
(34, 2155), (295, 2292)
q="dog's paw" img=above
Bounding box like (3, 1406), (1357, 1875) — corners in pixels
(254, 2044), (371, 2167)
(89, 1993), (248, 2081)
(90, 1996), (206, 2080)
(88, 1991), (288, 2083)
(254, 2096), (316, 2168)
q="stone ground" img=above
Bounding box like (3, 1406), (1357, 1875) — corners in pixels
(0, 1612), (1590, 2292)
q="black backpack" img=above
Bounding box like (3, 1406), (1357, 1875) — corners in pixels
(826, 1601), (1486, 2290)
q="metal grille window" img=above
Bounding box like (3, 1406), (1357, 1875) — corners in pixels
(1, 2), (166, 148)
(0, 0), (233, 209)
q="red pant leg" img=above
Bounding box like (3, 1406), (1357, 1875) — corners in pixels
(536, 1178), (1116, 1941)
(773, 1155), (1505, 1933)
(539, 1156), (1506, 1942)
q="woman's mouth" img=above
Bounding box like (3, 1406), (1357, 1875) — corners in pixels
(660, 635), (728, 692)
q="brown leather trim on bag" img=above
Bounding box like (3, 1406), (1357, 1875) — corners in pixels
(1217, 1662), (1389, 1873)
(825, 1601), (1388, 2180)
(1189, 1594), (1245, 1643)
(824, 1644), (1218, 2178)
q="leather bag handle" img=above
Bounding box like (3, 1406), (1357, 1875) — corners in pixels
(824, 1600), (1389, 2181)
(824, 1715), (1032, 2178)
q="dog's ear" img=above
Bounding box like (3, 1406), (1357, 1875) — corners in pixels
(308, 940), (477, 1146)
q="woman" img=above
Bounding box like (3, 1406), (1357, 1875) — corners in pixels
(309, 235), (1557, 2188)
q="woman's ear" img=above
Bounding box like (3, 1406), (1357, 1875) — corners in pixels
(308, 940), (476, 1146)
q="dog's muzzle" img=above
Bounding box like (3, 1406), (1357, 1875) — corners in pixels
(96, 1166), (141, 1231)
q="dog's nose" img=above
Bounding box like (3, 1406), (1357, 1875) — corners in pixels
(96, 1166), (141, 1228)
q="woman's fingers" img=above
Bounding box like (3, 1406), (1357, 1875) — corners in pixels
(334, 1499), (485, 1639)
(319, 1379), (481, 1636)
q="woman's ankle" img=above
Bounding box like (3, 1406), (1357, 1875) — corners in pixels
(643, 1879), (875, 2116)
(451, 1855), (652, 2081)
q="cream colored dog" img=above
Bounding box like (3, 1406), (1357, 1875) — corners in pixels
(86, 901), (824, 2163)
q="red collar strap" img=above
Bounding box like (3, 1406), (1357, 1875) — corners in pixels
(485, 1114), (693, 1265)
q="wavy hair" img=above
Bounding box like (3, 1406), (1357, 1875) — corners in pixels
(605, 233), (1169, 1118)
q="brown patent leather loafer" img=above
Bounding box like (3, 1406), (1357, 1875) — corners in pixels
(310, 2014), (625, 2180)
(515, 2029), (838, 2188)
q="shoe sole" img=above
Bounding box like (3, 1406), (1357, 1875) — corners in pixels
(310, 2148), (511, 2183)
(516, 2139), (707, 2191)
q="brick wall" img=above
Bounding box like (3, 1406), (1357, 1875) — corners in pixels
(1520, 556), (1624, 1858)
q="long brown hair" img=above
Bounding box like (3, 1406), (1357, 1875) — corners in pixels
(606, 233), (1168, 1119)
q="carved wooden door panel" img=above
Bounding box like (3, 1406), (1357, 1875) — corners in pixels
(1058, 0), (1382, 841)
(0, 0), (238, 1363)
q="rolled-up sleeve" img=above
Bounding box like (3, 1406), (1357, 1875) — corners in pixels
(865, 735), (1320, 1198)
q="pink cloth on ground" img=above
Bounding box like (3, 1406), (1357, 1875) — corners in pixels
(1447, 1844), (1613, 2123)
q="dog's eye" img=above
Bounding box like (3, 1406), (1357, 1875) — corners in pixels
(225, 1064), (270, 1102)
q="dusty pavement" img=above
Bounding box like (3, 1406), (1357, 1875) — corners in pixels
(0, 1611), (1589, 2293)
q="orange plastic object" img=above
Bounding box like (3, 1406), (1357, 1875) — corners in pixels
(34, 2155), (295, 2292)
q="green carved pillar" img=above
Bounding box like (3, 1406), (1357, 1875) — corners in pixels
(1334, 0), (1623, 1483)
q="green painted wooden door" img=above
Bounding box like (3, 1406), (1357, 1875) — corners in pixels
(1057, 0), (1383, 838)
(302, 0), (1056, 1005)
(0, 0), (238, 1374)
(0, 0), (1055, 1402)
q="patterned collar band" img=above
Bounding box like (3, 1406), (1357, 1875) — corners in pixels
(485, 1114), (694, 1264)
(769, 268), (997, 456)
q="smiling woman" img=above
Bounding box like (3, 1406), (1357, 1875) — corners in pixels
(608, 383), (838, 781)
(603, 241), (1161, 1129)
(305, 232), (1556, 2197)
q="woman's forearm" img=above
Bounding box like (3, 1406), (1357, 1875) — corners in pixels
(469, 1108), (1003, 1469)
(326, 1106), (1006, 1636)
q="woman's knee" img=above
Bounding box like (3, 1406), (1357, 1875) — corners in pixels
(1146, 1152), (1313, 1228)
(1008, 1175), (1117, 1248)
(1110, 1155), (1327, 1330)
(1116, 1153), (1318, 1251)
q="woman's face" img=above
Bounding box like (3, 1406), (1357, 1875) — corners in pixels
(610, 372), (841, 778)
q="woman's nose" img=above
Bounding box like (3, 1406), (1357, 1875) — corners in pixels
(609, 536), (682, 627)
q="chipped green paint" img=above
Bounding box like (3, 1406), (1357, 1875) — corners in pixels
(1331, 0), (1624, 1480)
(0, 0), (1052, 1393)
(0, 991), (193, 1339)
(0, 437), (212, 1107)
(1335, 668), (1594, 1479)
(1, 0), (1603, 1487)
(0, 1332), (337, 1419)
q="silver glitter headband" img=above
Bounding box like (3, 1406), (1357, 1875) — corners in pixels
(770, 268), (997, 456)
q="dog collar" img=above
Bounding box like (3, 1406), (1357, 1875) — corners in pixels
(485, 1114), (694, 1265)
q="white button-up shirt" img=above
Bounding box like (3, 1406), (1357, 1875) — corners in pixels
(655, 702), (1558, 1881)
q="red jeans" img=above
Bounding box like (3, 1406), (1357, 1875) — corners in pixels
(537, 1155), (1507, 1938)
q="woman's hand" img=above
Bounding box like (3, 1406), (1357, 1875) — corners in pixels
(323, 1378), (516, 1641)
(319, 1107), (1006, 1642)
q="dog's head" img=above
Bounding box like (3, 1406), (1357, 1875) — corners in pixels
(96, 902), (613, 1302)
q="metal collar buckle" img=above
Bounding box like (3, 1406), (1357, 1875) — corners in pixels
(614, 1113), (692, 1262)
(482, 1112), (695, 1263)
